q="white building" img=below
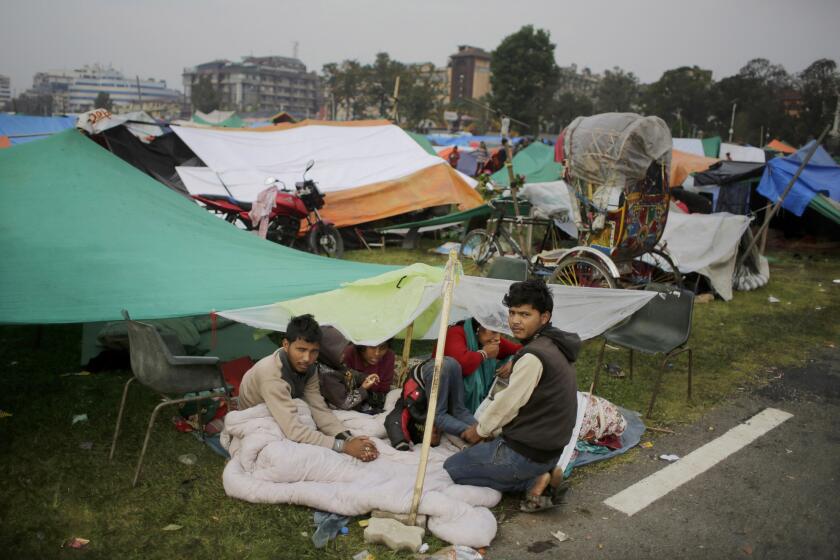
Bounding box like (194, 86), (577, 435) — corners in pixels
(0, 75), (10, 106)
(31, 65), (181, 112)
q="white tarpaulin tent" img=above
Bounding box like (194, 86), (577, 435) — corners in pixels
(76, 109), (166, 142)
(218, 269), (656, 346)
(672, 138), (705, 157)
(173, 121), (473, 201)
(719, 143), (766, 163)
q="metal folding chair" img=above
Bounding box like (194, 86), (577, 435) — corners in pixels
(592, 284), (695, 418)
(109, 311), (230, 486)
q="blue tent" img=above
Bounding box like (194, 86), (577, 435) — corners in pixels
(756, 140), (840, 216)
(426, 134), (525, 147)
(0, 114), (76, 145)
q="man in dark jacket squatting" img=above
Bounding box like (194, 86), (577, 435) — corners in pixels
(443, 279), (579, 512)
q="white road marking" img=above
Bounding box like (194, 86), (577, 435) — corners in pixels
(604, 408), (793, 516)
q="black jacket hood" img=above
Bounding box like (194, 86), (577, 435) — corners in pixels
(532, 325), (581, 363)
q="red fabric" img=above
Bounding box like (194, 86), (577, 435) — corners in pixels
(220, 356), (255, 397)
(440, 325), (521, 377)
(594, 433), (623, 450)
(342, 345), (395, 394)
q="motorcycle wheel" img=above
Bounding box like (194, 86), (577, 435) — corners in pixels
(307, 223), (344, 258)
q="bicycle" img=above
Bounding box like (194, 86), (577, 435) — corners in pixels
(458, 198), (570, 277)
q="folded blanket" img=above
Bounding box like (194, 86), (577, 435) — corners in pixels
(221, 394), (501, 547)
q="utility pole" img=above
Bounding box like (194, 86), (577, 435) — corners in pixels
(728, 101), (737, 142)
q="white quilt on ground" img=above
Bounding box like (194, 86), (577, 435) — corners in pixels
(221, 393), (501, 547)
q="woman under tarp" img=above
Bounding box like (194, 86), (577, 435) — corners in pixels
(442, 318), (521, 413)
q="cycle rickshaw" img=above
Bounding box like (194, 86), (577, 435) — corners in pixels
(546, 113), (682, 289)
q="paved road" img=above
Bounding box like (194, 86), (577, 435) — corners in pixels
(487, 347), (840, 559)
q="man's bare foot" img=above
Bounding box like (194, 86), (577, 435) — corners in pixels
(549, 466), (565, 489)
(529, 472), (551, 497)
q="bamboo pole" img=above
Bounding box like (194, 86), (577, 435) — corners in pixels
(503, 141), (529, 258)
(397, 322), (415, 388)
(408, 250), (459, 526)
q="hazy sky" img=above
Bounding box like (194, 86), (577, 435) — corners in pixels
(2, 0), (839, 94)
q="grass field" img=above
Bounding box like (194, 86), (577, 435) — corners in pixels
(0, 246), (837, 559)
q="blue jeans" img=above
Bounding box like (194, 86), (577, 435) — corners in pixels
(421, 357), (476, 437)
(443, 438), (557, 493)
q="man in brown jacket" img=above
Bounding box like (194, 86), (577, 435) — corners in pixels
(237, 314), (379, 462)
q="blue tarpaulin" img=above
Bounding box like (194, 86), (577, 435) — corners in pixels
(0, 115), (76, 145)
(426, 134), (525, 147)
(756, 140), (840, 216)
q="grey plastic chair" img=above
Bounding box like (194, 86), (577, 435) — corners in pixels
(486, 256), (529, 281)
(109, 310), (230, 486)
(592, 284), (695, 418)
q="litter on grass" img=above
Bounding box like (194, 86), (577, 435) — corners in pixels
(178, 454), (197, 465)
(71, 414), (88, 425)
(0, 410), (12, 419)
(162, 524), (183, 531)
(640, 441), (654, 449)
(63, 537), (90, 549)
(551, 530), (570, 542)
(768, 296), (781, 303)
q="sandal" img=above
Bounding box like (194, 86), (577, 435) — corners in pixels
(520, 494), (559, 513)
(519, 480), (570, 513)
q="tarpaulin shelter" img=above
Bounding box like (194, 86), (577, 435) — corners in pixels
(757, 140), (840, 218)
(438, 146), (479, 176)
(427, 134), (525, 148)
(491, 142), (564, 186)
(693, 161), (766, 186)
(220, 264), (657, 345)
(672, 138), (705, 157)
(0, 129), (392, 324)
(719, 143), (766, 163)
(407, 131), (438, 155)
(92, 125), (200, 196)
(764, 139), (797, 155)
(0, 114), (75, 146)
(192, 110), (246, 128)
(670, 149), (719, 187)
(702, 136), (721, 158)
(172, 120), (482, 228)
(76, 109), (167, 141)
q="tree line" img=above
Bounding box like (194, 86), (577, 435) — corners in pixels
(490, 26), (839, 148)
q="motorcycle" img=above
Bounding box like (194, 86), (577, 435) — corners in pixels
(192, 160), (344, 258)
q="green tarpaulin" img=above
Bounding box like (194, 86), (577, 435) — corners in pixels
(0, 130), (391, 324)
(407, 131), (438, 156)
(702, 136), (721, 158)
(491, 142), (564, 186)
(378, 204), (492, 232)
(809, 193), (840, 226)
(192, 114), (246, 128)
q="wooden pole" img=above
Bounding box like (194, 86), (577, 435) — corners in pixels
(503, 140), (529, 258)
(397, 322), (415, 387)
(740, 124), (831, 266)
(391, 75), (401, 123)
(408, 250), (459, 526)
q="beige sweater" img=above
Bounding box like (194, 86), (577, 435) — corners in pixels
(238, 351), (347, 448)
(476, 353), (542, 439)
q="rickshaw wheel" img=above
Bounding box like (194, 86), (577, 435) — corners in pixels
(549, 255), (617, 288)
(459, 229), (502, 269)
(616, 248), (682, 289)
